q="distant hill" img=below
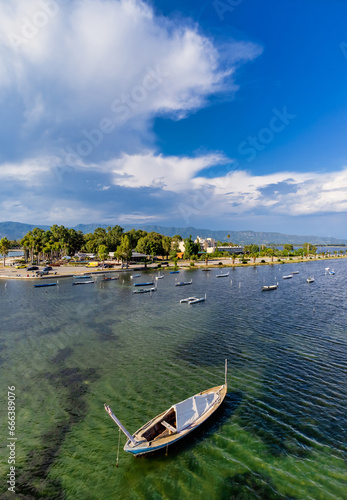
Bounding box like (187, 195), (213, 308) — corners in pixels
(1, 221), (346, 246)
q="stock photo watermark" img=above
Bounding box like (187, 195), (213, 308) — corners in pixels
(340, 42), (347, 60)
(179, 106), (296, 224)
(6, 0), (70, 53)
(53, 64), (169, 182)
(7, 386), (16, 494)
(213, 0), (244, 22)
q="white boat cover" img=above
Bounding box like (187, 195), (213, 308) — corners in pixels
(173, 392), (218, 432)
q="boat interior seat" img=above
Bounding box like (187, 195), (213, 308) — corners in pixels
(161, 420), (176, 433)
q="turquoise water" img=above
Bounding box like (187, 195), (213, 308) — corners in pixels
(0, 261), (346, 499)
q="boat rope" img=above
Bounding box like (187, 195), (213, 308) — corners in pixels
(116, 426), (121, 468)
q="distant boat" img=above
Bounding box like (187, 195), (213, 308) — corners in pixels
(133, 287), (157, 294)
(201, 268), (211, 272)
(325, 267), (330, 271)
(188, 294), (206, 304)
(180, 296), (198, 303)
(216, 272), (229, 278)
(101, 277), (118, 281)
(282, 275), (293, 279)
(156, 273), (164, 279)
(175, 280), (192, 287)
(104, 360), (227, 456)
(73, 275), (92, 279)
(307, 277), (315, 283)
(72, 281), (94, 285)
(170, 270), (179, 274)
(34, 282), (57, 288)
(133, 282), (154, 287)
(261, 284), (278, 291)
(130, 274), (141, 279)
(328, 269), (335, 275)
(291, 271), (299, 274)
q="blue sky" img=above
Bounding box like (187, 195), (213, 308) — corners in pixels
(1, 0), (347, 237)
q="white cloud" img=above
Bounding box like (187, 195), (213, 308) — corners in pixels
(0, 0), (261, 147)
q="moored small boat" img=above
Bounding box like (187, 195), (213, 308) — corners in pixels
(72, 280), (94, 285)
(261, 284), (278, 291)
(307, 277), (315, 283)
(175, 280), (192, 286)
(188, 294), (206, 304)
(130, 274), (141, 278)
(216, 272), (229, 278)
(180, 296), (198, 303)
(133, 287), (157, 294)
(34, 282), (58, 288)
(73, 274), (92, 279)
(101, 277), (118, 281)
(133, 282), (154, 287)
(170, 270), (179, 274)
(104, 360), (227, 456)
(282, 275), (293, 279)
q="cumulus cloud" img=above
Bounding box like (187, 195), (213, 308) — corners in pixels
(0, 0), (261, 159)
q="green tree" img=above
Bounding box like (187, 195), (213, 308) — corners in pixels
(162, 236), (172, 259)
(98, 245), (109, 268)
(118, 235), (132, 265)
(0, 237), (11, 266)
(183, 235), (199, 260)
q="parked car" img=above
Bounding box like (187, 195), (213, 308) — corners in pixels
(36, 270), (49, 276)
(100, 263), (114, 268)
(27, 266), (39, 271)
(15, 264), (27, 269)
(43, 266), (52, 271)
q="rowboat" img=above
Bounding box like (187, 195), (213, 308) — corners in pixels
(175, 280), (192, 286)
(130, 274), (141, 278)
(261, 284), (278, 291)
(133, 282), (154, 287)
(188, 295), (206, 304)
(133, 287), (157, 294)
(216, 272), (229, 278)
(180, 296), (198, 303)
(34, 282), (57, 288)
(170, 270), (179, 274)
(282, 275), (293, 279)
(201, 268), (211, 272)
(73, 275), (92, 279)
(104, 360), (227, 456)
(291, 271), (299, 274)
(72, 280), (94, 285)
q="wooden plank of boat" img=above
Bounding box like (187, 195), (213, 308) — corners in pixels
(180, 296), (198, 303)
(133, 287), (157, 294)
(34, 282), (58, 288)
(133, 282), (154, 287)
(282, 275), (293, 279)
(261, 284), (278, 291)
(105, 360), (227, 456)
(216, 272), (229, 278)
(72, 280), (94, 285)
(175, 280), (192, 286)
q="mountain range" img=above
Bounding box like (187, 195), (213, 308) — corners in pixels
(1, 221), (346, 246)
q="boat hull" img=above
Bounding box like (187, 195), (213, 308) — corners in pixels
(124, 384), (227, 456)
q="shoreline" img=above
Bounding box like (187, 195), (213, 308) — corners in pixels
(0, 255), (344, 280)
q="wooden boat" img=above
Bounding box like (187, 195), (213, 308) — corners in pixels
(188, 295), (206, 304)
(180, 296), (198, 303)
(72, 280), (94, 285)
(216, 272), (229, 278)
(133, 281), (154, 287)
(307, 277), (315, 283)
(282, 275), (293, 279)
(133, 287), (157, 294)
(261, 284), (278, 291)
(104, 360), (227, 456)
(175, 280), (192, 286)
(34, 282), (57, 288)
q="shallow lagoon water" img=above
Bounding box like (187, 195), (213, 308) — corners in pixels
(0, 260), (346, 499)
